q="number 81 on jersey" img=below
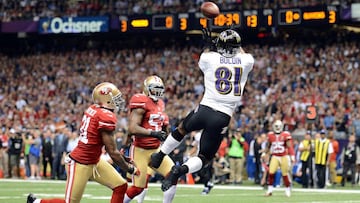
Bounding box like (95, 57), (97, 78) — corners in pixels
(215, 66), (243, 96)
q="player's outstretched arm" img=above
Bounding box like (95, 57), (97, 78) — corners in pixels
(102, 130), (139, 175)
(201, 28), (216, 52)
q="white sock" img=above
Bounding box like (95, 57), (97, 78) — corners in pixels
(355, 172), (359, 184)
(184, 157), (203, 174)
(163, 185), (176, 203)
(34, 200), (41, 203)
(137, 188), (147, 203)
(123, 194), (132, 203)
(267, 185), (274, 193)
(160, 134), (181, 154)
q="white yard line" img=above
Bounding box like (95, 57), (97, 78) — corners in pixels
(2, 179), (360, 195)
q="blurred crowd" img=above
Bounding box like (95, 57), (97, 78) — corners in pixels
(0, 0), (357, 21)
(0, 29), (359, 187)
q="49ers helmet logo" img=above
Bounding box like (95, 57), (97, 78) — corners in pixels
(100, 87), (112, 95)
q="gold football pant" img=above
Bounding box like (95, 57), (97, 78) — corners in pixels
(64, 156), (127, 203)
(130, 146), (174, 188)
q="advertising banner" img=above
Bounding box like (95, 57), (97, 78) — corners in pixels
(38, 16), (109, 34)
(351, 3), (360, 21)
(1, 20), (37, 33)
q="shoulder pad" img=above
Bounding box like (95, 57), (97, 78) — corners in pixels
(129, 94), (148, 109)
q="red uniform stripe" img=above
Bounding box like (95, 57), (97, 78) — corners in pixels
(65, 161), (76, 203)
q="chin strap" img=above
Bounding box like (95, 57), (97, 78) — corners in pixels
(149, 96), (158, 102)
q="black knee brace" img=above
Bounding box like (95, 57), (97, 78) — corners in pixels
(198, 154), (209, 166)
(172, 128), (185, 141)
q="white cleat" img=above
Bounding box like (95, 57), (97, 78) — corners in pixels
(285, 187), (291, 197)
(264, 192), (272, 197)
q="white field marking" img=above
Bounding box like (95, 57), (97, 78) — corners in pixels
(1, 188), (64, 192)
(11, 192), (359, 202)
(293, 201), (360, 203)
(2, 179), (360, 194)
(0, 196), (24, 199)
(3, 196), (359, 203)
(87, 196), (110, 200)
(167, 184), (360, 194)
(21, 193), (91, 198)
(290, 188), (360, 194)
(0, 179), (71, 184)
(87, 195), (163, 201)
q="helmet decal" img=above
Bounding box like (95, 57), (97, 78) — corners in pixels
(216, 29), (241, 58)
(100, 87), (112, 95)
(92, 82), (125, 112)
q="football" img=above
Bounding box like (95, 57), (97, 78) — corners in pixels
(200, 2), (220, 19)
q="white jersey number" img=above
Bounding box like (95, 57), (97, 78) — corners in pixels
(148, 113), (165, 131)
(79, 115), (90, 144)
(215, 66), (243, 96)
(271, 141), (285, 154)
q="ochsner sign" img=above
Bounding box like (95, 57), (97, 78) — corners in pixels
(39, 16), (109, 34)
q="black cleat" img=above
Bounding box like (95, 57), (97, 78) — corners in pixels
(161, 165), (182, 192)
(207, 182), (214, 192)
(201, 187), (210, 195)
(150, 152), (164, 169)
(202, 181), (214, 195)
(27, 194), (36, 203)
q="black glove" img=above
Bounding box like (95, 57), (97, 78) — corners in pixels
(201, 28), (216, 50)
(150, 131), (167, 141)
(128, 165), (140, 176)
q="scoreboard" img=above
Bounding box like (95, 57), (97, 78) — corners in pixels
(119, 6), (338, 33)
(277, 6), (337, 26)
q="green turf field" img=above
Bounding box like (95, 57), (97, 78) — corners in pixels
(1, 179), (360, 203)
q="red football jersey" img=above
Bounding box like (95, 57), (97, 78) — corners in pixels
(129, 94), (168, 149)
(267, 131), (292, 156)
(70, 104), (117, 164)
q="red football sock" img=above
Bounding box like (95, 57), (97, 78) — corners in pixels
(282, 175), (291, 187)
(111, 184), (128, 203)
(145, 174), (151, 189)
(267, 173), (275, 186)
(125, 185), (144, 199)
(40, 199), (65, 203)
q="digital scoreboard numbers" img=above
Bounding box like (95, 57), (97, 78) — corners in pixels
(327, 6), (337, 24)
(119, 16), (128, 32)
(118, 6), (338, 32)
(196, 12), (241, 30)
(178, 13), (189, 31)
(263, 9), (274, 27)
(277, 6), (337, 26)
(152, 15), (174, 30)
(243, 9), (274, 30)
(193, 12), (208, 29)
(278, 8), (302, 25)
(123, 14), (175, 32)
(244, 10), (258, 28)
(211, 12), (241, 29)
